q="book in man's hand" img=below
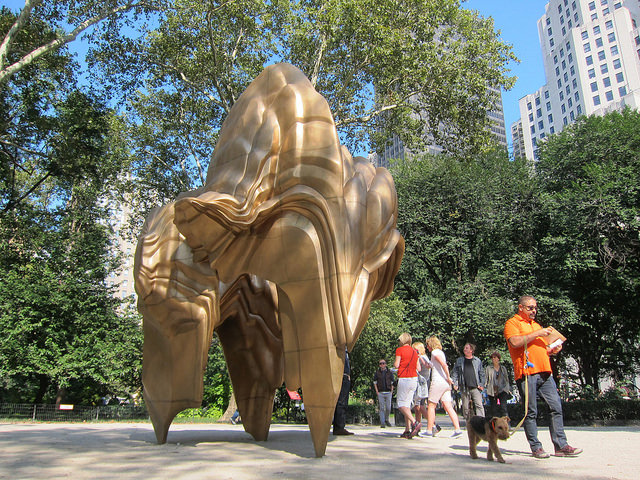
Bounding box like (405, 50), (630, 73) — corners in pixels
(546, 326), (566, 350)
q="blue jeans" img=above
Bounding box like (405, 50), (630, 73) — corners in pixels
(517, 372), (568, 452)
(377, 391), (392, 424)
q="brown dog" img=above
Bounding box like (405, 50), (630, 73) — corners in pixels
(467, 415), (511, 463)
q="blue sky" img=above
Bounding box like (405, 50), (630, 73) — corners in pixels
(464, 0), (550, 134)
(3, 0), (550, 141)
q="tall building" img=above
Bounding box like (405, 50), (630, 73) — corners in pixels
(375, 88), (507, 168)
(514, 0), (640, 160)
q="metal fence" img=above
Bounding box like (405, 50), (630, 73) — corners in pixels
(0, 403), (149, 422)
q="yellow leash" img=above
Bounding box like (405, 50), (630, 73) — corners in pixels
(509, 339), (530, 435)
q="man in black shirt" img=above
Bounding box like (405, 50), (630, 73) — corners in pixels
(373, 358), (395, 427)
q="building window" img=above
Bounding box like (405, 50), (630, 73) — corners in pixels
(619, 86), (627, 96)
(594, 25), (601, 35)
(614, 2), (622, 9)
(591, 81), (598, 92)
(546, 101), (552, 111)
(582, 30), (589, 40)
(568, 98), (573, 108)
(568, 53), (573, 63)
(601, 63), (609, 74)
(608, 32), (616, 43)
(548, 27), (553, 36)
(572, 1), (577, 9)
(598, 50), (606, 61)
(574, 12), (579, 22)
(529, 113), (534, 122)
(588, 68), (596, 78)
(558, 79), (562, 88)
(636, 36), (640, 46)
(605, 90), (613, 101)
(547, 17), (551, 26)
(564, 72), (569, 82)
(556, 66), (561, 76)
(576, 105), (582, 115)
(570, 65), (575, 75)
(601, 0), (608, 4)
(568, 19), (573, 28)
(527, 102), (532, 110)
(605, 20), (613, 29)
(562, 26), (566, 36)
(562, 104), (566, 113)
(595, 37), (603, 48)
(566, 42), (571, 51)
(591, 13), (598, 21)
(537, 108), (542, 117)
(593, 95), (601, 106)
(548, 114), (553, 123)
(562, 60), (567, 70)
(613, 58), (621, 69)
(531, 125), (536, 134)
(560, 91), (565, 101)
(611, 45), (619, 56)
(550, 126), (555, 134)
(589, 1), (596, 10)
(566, 85), (571, 95)
(616, 72), (624, 82)
(584, 42), (591, 53)
(550, 38), (555, 47)
(540, 133), (546, 139)
(535, 97), (540, 106)
(545, 90), (550, 99)
(560, 48), (565, 58)
(586, 55), (593, 65)
(575, 92), (580, 101)
(572, 78), (577, 88)
(604, 77), (611, 87)
(538, 120), (544, 130)
(570, 111), (575, 121)
(563, 117), (568, 126)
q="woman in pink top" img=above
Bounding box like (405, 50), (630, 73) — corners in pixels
(393, 332), (421, 438)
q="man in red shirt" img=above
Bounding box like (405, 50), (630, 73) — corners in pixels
(504, 295), (582, 459)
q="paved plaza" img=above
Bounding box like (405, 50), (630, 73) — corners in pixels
(1, 420), (638, 479)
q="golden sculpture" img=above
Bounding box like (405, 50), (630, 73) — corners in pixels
(134, 63), (404, 457)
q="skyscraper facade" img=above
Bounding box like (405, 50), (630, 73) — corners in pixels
(513, 0), (640, 160)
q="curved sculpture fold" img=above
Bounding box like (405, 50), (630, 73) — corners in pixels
(135, 63), (404, 457)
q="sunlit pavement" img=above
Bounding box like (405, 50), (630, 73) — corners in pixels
(0, 421), (638, 479)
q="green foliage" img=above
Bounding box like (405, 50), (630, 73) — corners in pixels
(390, 152), (537, 360)
(536, 108), (640, 388)
(350, 294), (405, 398)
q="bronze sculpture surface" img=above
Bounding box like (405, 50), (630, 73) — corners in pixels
(134, 63), (404, 457)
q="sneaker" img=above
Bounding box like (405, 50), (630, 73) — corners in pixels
(381, 424), (385, 428)
(451, 430), (463, 438)
(230, 418), (237, 425)
(435, 424), (442, 433)
(417, 431), (432, 438)
(400, 431), (412, 439)
(385, 421), (393, 427)
(555, 445), (583, 457)
(532, 448), (551, 459)
(432, 426), (439, 437)
(409, 421), (422, 438)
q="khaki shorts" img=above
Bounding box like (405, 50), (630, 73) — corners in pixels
(428, 381), (452, 404)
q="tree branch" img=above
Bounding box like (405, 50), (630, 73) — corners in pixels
(0, 0), (43, 72)
(0, 1), (149, 84)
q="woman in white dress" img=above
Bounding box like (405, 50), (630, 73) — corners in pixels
(425, 335), (462, 437)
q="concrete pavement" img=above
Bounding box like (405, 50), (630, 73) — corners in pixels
(1, 420), (638, 479)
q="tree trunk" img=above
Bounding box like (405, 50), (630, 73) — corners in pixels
(219, 392), (237, 422)
(34, 374), (49, 404)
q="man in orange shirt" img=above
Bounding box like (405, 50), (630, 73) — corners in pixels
(504, 295), (582, 459)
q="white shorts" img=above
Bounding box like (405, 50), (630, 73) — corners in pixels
(397, 377), (418, 408)
(428, 381), (452, 404)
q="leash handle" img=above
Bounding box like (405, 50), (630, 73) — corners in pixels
(509, 338), (529, 435)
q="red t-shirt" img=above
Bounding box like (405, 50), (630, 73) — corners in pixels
(395, 344), (418, 378)
(504, 313), (552, 380)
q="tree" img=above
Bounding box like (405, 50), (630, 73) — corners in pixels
(0, 11), (142, 404)
(86, 0), (516, 225)
(0, 0), (154, 83)
(391, 151), (539, 359)
(535, 108), (640, 390)
(350, 294), (405, 398)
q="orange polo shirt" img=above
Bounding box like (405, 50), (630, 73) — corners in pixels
(504, 313), (552, 380)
